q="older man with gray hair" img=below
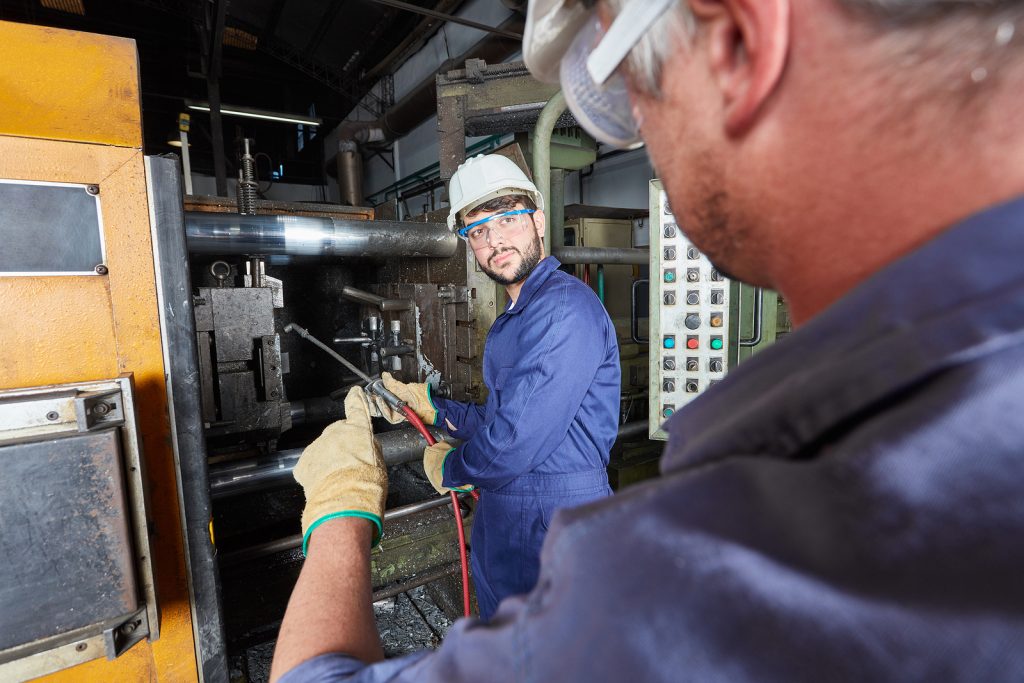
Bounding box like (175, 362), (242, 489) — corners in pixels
(270, 1), (1024, 680)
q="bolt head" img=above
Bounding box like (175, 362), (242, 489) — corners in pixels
(86, 184), (100, 195)
(46, 411), (59, 421)
(94, 264), (109, 275)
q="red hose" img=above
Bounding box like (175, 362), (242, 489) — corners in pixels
(400, 405), (473, 618)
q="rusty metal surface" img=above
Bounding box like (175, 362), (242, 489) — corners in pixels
(0, 429), (137, 653)
(184, 194), (374, 221)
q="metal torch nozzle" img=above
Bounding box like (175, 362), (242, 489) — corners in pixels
(366, 379), (406, 413)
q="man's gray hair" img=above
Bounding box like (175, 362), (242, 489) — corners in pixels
(607, 0), (1024, 96)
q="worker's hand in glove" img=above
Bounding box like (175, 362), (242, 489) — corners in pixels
(294, 386), (387, 554)
(423, 441), (474, 495)
(367, 372), (438, 425)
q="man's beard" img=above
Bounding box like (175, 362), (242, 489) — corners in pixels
(662, 151), (767, 287)
(480, 230), (543, 286)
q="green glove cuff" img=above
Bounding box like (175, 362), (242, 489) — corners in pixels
(441, 448), (474, 493)
(303, 510), (383, 556)
(426, 383), (439, 426)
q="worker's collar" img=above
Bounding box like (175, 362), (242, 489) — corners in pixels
(662, 194), (1024, 473)
(503, 256), (562, 315)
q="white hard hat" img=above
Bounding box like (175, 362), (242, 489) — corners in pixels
(447, 154), (544, 233)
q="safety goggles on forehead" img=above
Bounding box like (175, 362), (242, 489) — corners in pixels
(560, 0), (676, 149)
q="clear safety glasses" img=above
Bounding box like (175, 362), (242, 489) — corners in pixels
(560, 0), (676, 149)
(458, 209), (536, 248)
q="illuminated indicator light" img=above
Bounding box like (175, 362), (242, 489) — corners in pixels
(710, 313), (724, 328)
(663, 407), (675, 418)
(686, 337), (700, 350)
(664, 270), (676, 283)
(710, 337), (724, 350)
(664, 337), (676, 349)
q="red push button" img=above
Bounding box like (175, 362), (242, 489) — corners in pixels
(685, 336), (699, 350)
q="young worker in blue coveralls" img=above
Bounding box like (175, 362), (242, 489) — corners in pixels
(272, 0), (1024, 680)
(367, 153), (621, 621)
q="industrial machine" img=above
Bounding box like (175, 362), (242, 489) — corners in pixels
(0, 20), (468, 683)
(1, 21), (745, 683)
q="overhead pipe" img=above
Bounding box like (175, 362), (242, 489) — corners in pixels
(553, 246), (650, 265)
(184, 212), (457, 259)
(336, 140), (364, 206)
(327, 13), (526, 179)
(532, 90), (567, 257)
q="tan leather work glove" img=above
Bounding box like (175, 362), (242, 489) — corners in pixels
(423, 441), (474, 495)
(294, 386), (387, 554)
(367, 372), (438, 425)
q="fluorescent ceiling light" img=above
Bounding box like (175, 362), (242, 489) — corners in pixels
(186, 102), (321, 127)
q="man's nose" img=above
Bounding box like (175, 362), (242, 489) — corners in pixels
(486, 227), (507, 247)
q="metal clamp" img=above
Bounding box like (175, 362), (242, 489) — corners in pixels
(102, 607), (149, 660)
(74, 389), (124, 432)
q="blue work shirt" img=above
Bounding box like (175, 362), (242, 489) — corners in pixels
(280, 197), (1024, 682)
(434, 255), (619, 619)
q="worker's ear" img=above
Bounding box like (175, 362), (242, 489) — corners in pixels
(688, 0), (790, 136)
(532, 209), (547, 241)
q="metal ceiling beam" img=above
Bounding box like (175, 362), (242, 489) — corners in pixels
(360, 0), (462, 84)
(261, 0), (288, 43)
(202, 0), (228, 196)
(365, 0), (523, 40)
(304, 0), (343, 55)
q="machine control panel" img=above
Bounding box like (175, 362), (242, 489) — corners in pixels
(649, 180), (731, 439)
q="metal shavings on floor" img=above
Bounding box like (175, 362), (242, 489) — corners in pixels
(375, 586), (454, 657)
(231, 585), (455, 682)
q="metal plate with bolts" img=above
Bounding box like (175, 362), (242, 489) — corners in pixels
(0, 376), (158, 681)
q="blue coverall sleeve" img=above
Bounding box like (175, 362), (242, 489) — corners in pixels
(432, 397), (487, 439)
(443, 282), (610, 490)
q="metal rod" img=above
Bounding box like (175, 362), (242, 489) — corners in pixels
(184, 212), (457, 259)
(381, 345), (415, 358)
(209, 426), (453, 498)
(554, 246), (650, 265)
(365, 0), (523, 40)
(372, 561), (461, 603)
(218, 495), (456, 566)
(285, 322), (373, 384)
(209, 421), (646, 500)
(616, 420), (648, 441)
(341, 285), (414, 311)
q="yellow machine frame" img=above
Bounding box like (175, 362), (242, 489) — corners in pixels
(0, 21), (199, 682)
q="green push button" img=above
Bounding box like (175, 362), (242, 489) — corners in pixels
(710, 337), (724, 350)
